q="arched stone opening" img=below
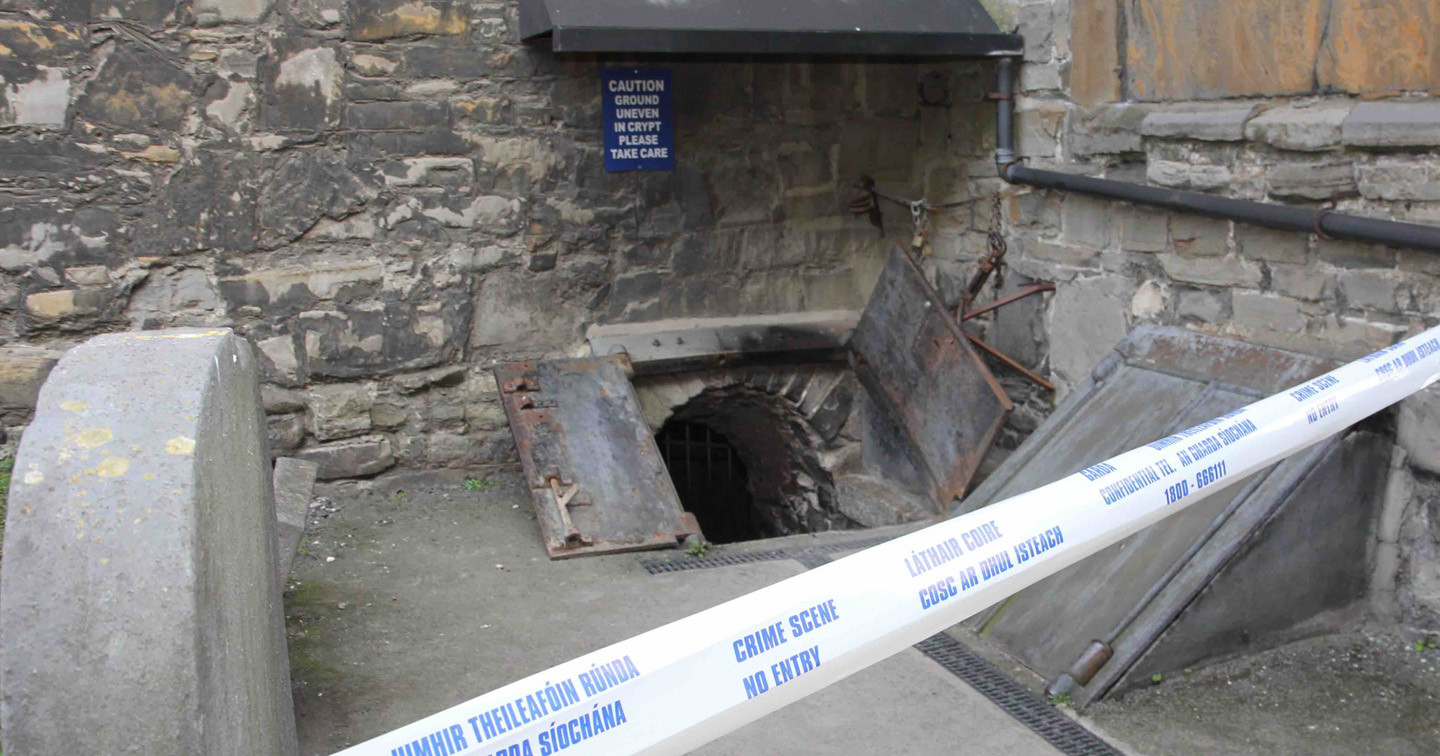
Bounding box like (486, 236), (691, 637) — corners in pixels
(658, 385), (849, 542)
(634, 365), (869, 543)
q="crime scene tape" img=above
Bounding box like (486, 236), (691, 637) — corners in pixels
(337, 325), (1440, 756)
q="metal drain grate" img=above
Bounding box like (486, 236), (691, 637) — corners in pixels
(640, 534), (895, 575)
(642, 549), (794, 574)
(914, 634), (1123, 756)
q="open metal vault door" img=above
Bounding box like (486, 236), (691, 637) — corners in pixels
(494, 356), (693, 559)
(497, 247), (1015, 558)
(850, 247), (1013, 508)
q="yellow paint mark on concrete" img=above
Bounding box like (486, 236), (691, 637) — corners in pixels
(23, 469), (44, 485)
(143, 473), (156, 481)
(76, 427), (114, 448)
(93, 458), (129, 477)
(165, 436), (196, 455)
(60, 400), (87, 413)
(123, 329), (227, 341)
(101, 558), (109, 565)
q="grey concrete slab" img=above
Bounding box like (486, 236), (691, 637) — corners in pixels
(0, 329), (296, 756)
(287, 472), (1058, 756)
(276, 457), (319, 584)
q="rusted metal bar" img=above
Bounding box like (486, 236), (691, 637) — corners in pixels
(965, 332), (1056, 392)
(961, 282), (1055, 322)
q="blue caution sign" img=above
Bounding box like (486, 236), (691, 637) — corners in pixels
(603, 68), (674, 172)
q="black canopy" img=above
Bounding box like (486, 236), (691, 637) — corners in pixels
(519, 0), (1022, 58)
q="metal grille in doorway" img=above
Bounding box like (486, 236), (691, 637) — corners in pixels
(655, 421), (755, 543)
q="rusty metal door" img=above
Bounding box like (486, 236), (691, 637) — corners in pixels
(494, 356), (692, 559)
(850, 247), (1013, 508)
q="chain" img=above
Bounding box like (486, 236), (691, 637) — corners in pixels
(987, 194), (1007, 290)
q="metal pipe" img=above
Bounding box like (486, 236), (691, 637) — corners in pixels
(992, 61), (1440, 253)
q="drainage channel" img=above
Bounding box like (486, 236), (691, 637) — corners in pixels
(639, 541), (1123, 756)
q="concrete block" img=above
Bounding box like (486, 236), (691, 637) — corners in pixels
(1343, 102), (1440, 148)
(1244, 101), (1352, 151)
(273, 457), (318, 583)
(0, 329), (297, 756)
(1141, 103), (1259, 142)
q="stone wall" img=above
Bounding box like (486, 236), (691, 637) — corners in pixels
(0, 0), (975, 476)
(963, 0), (1440, 634)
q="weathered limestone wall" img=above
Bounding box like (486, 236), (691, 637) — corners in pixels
(0, 0), (963, 476)
(962, 0), (1440, 634)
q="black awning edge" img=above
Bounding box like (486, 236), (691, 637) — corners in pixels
(520, 0), (1024, 59)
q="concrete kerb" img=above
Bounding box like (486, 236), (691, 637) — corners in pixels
(0, 328), (298, 756)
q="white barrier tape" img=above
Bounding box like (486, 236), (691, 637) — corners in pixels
(337, 326), (1440, 756)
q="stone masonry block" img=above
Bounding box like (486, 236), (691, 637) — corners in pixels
(1120, 206), (1168, 252)
(1244, 101), (1352, 152)
(1177, 288), (1228, 324)
(76, 45), (199, 132)
(1016, 102), (1066, 159)
(1265, 161), (1358, 201)
(1062, 195), (1112, 249)
(1339, 270), (1401, 313)
(1399, 386), (1440, 477)
(1234, 225), (1309, 264)
(350, 0), (469, 41)
(0, 346), (61, 412)
(1317, 239), (1396, 268)
(295, 434), (395, 479)
(1232, 291), (1307, 336)
(0, 329), (297, 756)
(1070, 104), (1151, 156)
(272, 457), (318, 583)
(344, 101), (449, 131)
(1022, 239), (1101, 268)
(305, 383), (374, 440)
(1357, 161), (1440, 202)
(260, 42), (344, 131)
(194, 0), (274, 24)
(1270, 264), (1332, 302)
(1343, 102), (1440, 149)
(1169, 215), (1229, 258)
(1159, 254), (1263, 287)
(1141, 103), (1259, 142)
(1050, 276), (1130, 393)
